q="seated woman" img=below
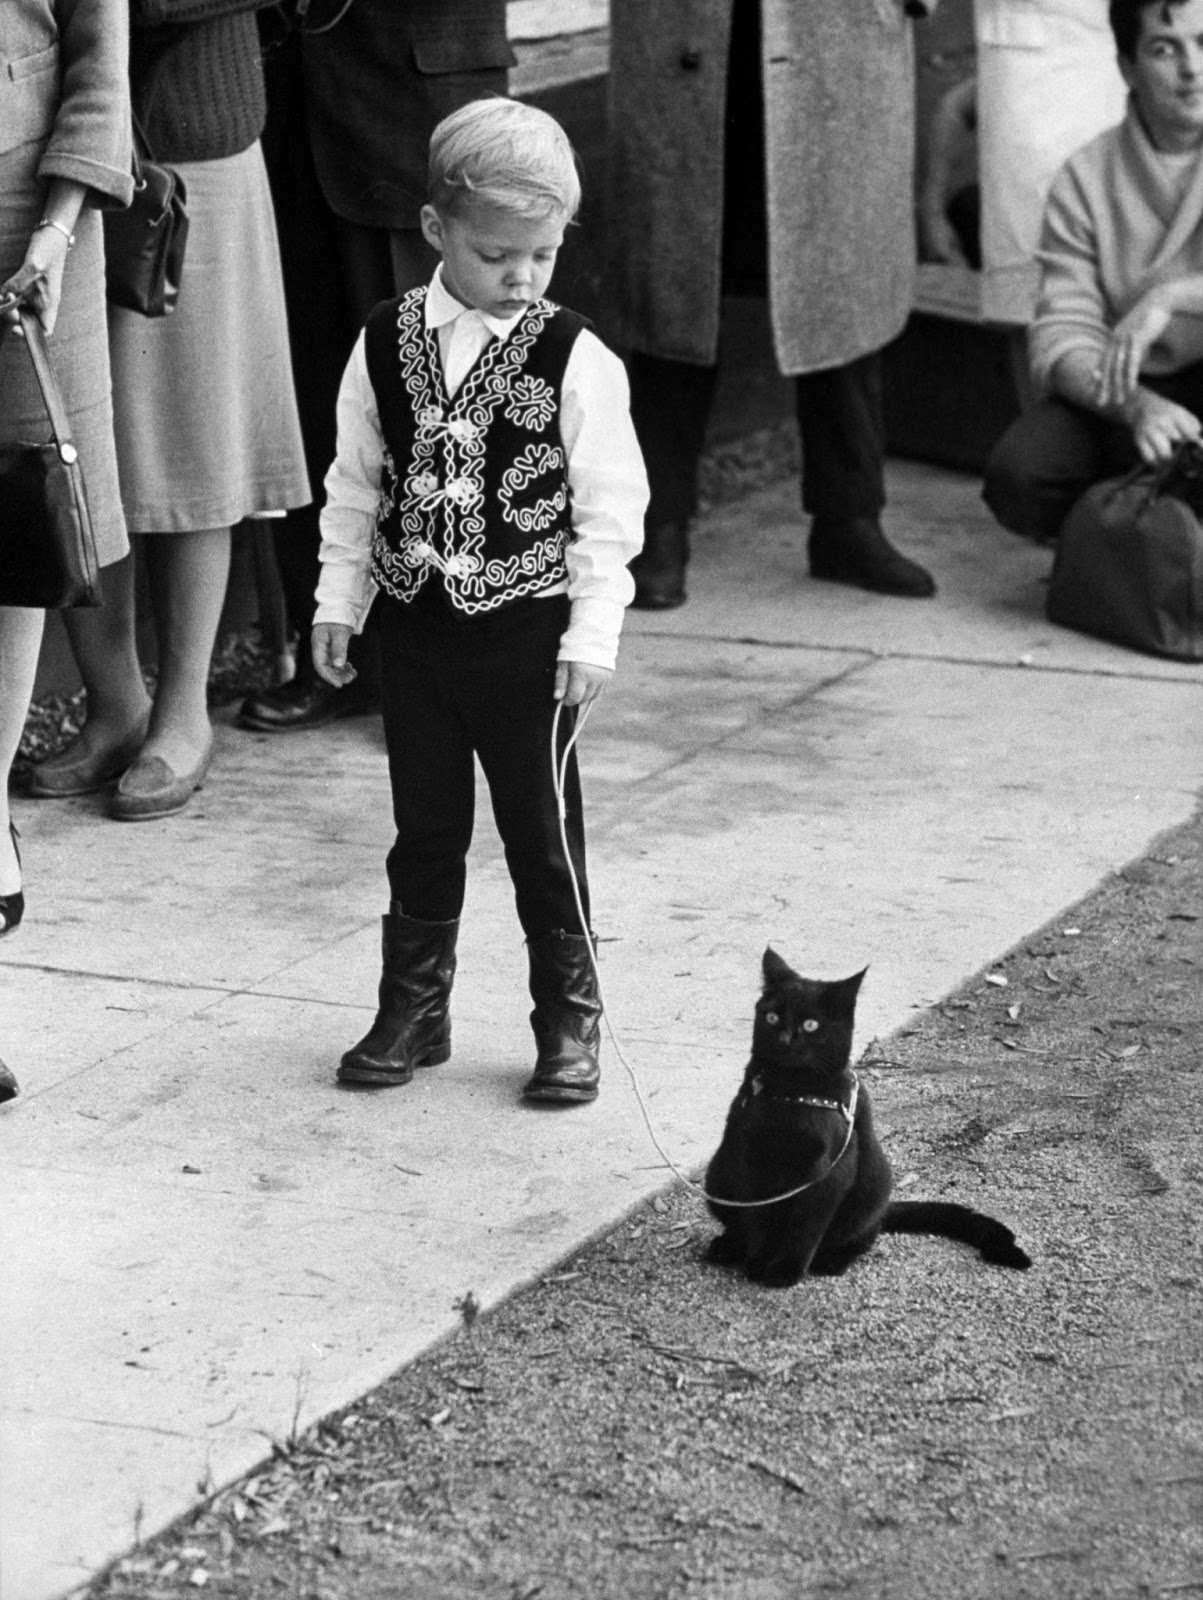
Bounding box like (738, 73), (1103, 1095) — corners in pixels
(28, 0), (309, 820)
(984, 0), (1203, 542)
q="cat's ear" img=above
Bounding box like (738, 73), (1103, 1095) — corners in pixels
(762, 946), (794, 987)
(830, 966), (868, 1010)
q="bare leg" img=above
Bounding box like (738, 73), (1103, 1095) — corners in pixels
(33, 553), (151, 785)
(138, 527), (231, 773)
(0, 605), (44, 900)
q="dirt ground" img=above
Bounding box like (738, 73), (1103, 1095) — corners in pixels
(86, 807), (1202, 1600)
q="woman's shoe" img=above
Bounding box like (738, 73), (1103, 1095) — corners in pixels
(1, 823), (23, 938)
(109, 736), (214, 822)
(27, 717), (149, 797)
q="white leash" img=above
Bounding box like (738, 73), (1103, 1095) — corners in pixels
(550, 700), (858, 1210)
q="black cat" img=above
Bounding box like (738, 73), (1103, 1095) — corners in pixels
(704, 949), (1032, 1287)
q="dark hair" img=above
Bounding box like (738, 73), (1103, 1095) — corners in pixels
(1110, 0), (1191, 60)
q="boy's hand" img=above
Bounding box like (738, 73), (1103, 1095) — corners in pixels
(311, 623), (357, 688)
(554, 660), (612, 706)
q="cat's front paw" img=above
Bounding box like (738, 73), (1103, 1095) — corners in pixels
(746, 1256), (806, 1289)
(704, 1231), (745, 1267)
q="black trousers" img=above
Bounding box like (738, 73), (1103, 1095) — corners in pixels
(627, 0), (887, 533)
(983, 363), (1203, 540)
(377, 591), (591, 938)
(260, 32), (437, 681)
(629, 352), (887, 529)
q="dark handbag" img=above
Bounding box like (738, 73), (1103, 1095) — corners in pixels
(1047, 444), (1203, 662)
(103, 121), (189, 317)
(0, 309), (101, 608)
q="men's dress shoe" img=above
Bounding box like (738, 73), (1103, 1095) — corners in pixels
(630, 521), (690, 611)
(27, 720), (148, 797)
(808, 516), (936, 598)
(238, 677), (378, 733)
(110, 739), (213, 822)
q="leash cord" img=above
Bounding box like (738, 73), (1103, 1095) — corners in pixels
(551, 700), (857, 1210)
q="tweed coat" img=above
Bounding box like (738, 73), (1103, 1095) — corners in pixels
(1, 0), (133, 563)
(294, 0), (514, 230)
(607, 0), (934, 376)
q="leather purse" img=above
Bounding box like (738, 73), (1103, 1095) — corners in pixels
(103, 122), (189, 318)
(0, 309), (102, 608)
(1048, 443), (1203, 661)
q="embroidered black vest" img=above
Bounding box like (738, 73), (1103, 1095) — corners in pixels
(364, 286), (586, 616)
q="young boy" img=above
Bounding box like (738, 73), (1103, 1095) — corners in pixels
(311, 99), (648, 1106)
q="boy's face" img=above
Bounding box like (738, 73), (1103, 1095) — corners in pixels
(420, 201), (565, 321)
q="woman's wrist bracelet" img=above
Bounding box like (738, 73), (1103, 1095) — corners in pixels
(36, 218), (76, 248)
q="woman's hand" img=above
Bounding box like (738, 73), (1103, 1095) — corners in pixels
(554, 661), (613, 707)
(0, 225), (71, 335)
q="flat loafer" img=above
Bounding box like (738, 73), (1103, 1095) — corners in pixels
(27, 724), (147, 798)
(110, 743), (212, 822)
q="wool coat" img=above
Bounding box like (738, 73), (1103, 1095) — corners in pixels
(0, 0), (133, 564)
(607, 0), (935, 376)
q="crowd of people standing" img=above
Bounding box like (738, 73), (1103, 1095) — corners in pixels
(4, 0), (1203, 1108)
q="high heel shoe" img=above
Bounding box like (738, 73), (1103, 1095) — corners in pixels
(1, 822), (24, 937)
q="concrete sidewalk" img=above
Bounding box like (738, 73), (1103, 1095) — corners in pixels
(3, 459), (1201, 1600)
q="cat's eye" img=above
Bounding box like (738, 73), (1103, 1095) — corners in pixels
(802, 1019), (820, 1033)
(765, 1011), (779, 1025)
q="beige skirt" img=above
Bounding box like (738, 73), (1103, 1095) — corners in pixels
(108, 141), (310, 534)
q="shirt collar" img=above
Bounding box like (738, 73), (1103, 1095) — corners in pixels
(424, 266), (527, 340)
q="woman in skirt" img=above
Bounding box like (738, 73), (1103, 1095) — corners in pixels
(29, 0), (310, 819)
(1, 0), (135, 1101)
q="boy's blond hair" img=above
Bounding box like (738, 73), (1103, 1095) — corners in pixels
(428, 98), (581, 221)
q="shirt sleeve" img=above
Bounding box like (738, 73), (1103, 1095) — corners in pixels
(557, 330), (649, 671)
(314, 331), (382, 632)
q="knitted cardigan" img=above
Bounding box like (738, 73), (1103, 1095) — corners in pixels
(130, 0), (271, 162)
(1030, 100), (1203, 391)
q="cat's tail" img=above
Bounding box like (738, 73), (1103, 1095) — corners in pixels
(882, 1201), (1032, 1270)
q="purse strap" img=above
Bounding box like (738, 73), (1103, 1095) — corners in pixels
(10, 309), (81, 466)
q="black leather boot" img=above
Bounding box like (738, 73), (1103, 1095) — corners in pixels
(338, 912), (458, 1087)
(523, 930), (602, 1104)
(630, 521), (690, 610)
(808, 516), (936, 597)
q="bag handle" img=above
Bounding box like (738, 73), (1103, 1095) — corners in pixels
(1106, 439), (1203, 510)
(11, 308), (81, 466)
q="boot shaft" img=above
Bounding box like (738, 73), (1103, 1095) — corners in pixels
(379, 911), (458, 1007)
(526, 929), (601, 1023)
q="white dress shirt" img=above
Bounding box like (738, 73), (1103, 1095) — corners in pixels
(314, 267), (648, 671)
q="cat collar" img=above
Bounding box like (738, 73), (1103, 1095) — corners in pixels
(742, 1072), (859, 1124)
